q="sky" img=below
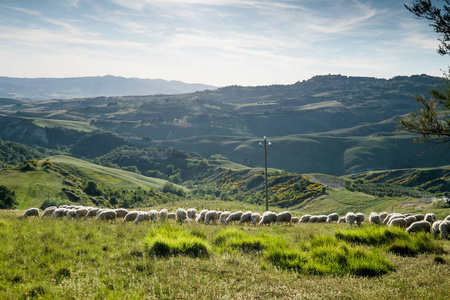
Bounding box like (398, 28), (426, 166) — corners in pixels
(0, 0), (448, 87)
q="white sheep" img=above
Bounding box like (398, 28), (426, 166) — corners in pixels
(196, 209), (208, 223)
(345, 212), (356, 226)
(95, 210), (117, 222)
(432, 220), (443, 237)
(337, 217), (346, 223)
(187, 208), (196, 220)
(309, 216), (318, 223)
(52, 208), (66, 219)
(251, 212), (261, 225)
(159, 209), (168, 221)
(379, 212), (389, 222)
(326, 213), (339, 223)
(414, 214), (425, 221)
(123, 211), (140, 222)
(66, 209), (76, 220)
(225, 211), (243, 225)
(439, 221), (450, 239)
(424, 213), (436, 223)
(259, 211), (277, 226)
(220, 211), (231, 224)
(383, 213), (404, 225)
(41, 206), (57, 218)
(405, 215), (417, 227)
(176, 208), (189, 223)
(84, 208), (100, 219)
(291, 217), (300, 224)
(355, 213), (365, 226)
(134, 212), (150, 224)
(276, 211), (292, 225)
(299, 214), (311, 223)
(167, 212), (176, 219)
(22, 208), (40, 218)
(369, 212), (381, 225)
(316, 215), (328, 223)
(75, 208), (90, 220)
(149, 210), (158, 222)
(217, 211), (223, 220)
(444, 215), (450, 222)
(239, 211), (253, 225)
(388, 218), (407, 228)
(406, 220), (431, 233)
(114, 208), (129, 219)
(205, 210), (218, 225)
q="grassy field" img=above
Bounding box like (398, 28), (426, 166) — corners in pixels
(1, 209), (449, 300)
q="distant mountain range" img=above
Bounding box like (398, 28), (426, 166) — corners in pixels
(0, 75), (217, 100)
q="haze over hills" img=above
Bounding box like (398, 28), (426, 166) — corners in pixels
(0, 75), (217, 100)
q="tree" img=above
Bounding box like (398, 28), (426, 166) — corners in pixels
(405, 0), (450, 55)
(398, 1), (450, 145)
(0, 185), (18, 209)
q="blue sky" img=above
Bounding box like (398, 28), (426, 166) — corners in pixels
(0, 0), (447, 86)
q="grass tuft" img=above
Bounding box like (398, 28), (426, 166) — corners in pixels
(144, 224), (210, 258)
(213, 228), (266, 253)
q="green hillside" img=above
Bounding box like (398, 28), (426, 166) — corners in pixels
(0, 155), (187, 210)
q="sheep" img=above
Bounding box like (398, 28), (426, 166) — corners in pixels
(309, 216), (318, 223)
(41, 206), (57, 218)
(159, 209), (168, 221)
(187, 208), (196, 220)
(251, 212), (261, 225)
(414, 214), (425, 221)
(424, 213), (436, 223)
(84, 208), (100, 219)
(326, 213), (339, 223)
(355, 213), (365, 226)
(388, 218), (407, 228)
(176, 208), (189, 223)
(439, 221), (450, 239)
(95, 210), (117, 222)
(114, 208), (129, 219)
(205, 210), (218, 225)
(52, 208), (66, 219)
(379, 212), (389, 222)
(220, 211), (231, 224)
(225, 211), (243, 225)
(291, 217), (300, 224)
(66, 209), (76, 220)
(149, 210), (158, 222)
(75, 208), (90, 220)
(196, 210), (208, 223)
(444, 215), (450, 222)
(134, 212), (150, 224)
(167, 212), (176, 219)
(345, 212), (356, 226)
(316, 215), (328, 223)
(217, 211), (223, 220)
(404, 215), (417, 227)
(259, 211), (277, 226)
(406, 220), (431, 233)
(432, 220), (443, 237)
(22, 208), (40, 218)
(299, 214), (311, 223)
(239, 211), (253, 225)
(276, 211), (292, 225)
(369, 212), (381, 225)
(123, 211), (140, 222)
(383, 213), (404, 225)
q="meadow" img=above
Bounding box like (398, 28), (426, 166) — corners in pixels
(1, 208), (449, 300)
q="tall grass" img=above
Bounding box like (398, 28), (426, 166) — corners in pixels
(1, 211), (449, 299)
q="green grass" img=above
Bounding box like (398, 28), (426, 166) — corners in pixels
(1, 211), (450, 299)
(32, 118), (96, 132)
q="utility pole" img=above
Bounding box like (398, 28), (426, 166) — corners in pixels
(259, 136), (272, 211)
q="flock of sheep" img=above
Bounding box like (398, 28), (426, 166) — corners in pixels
(20, 206), (450, 239)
